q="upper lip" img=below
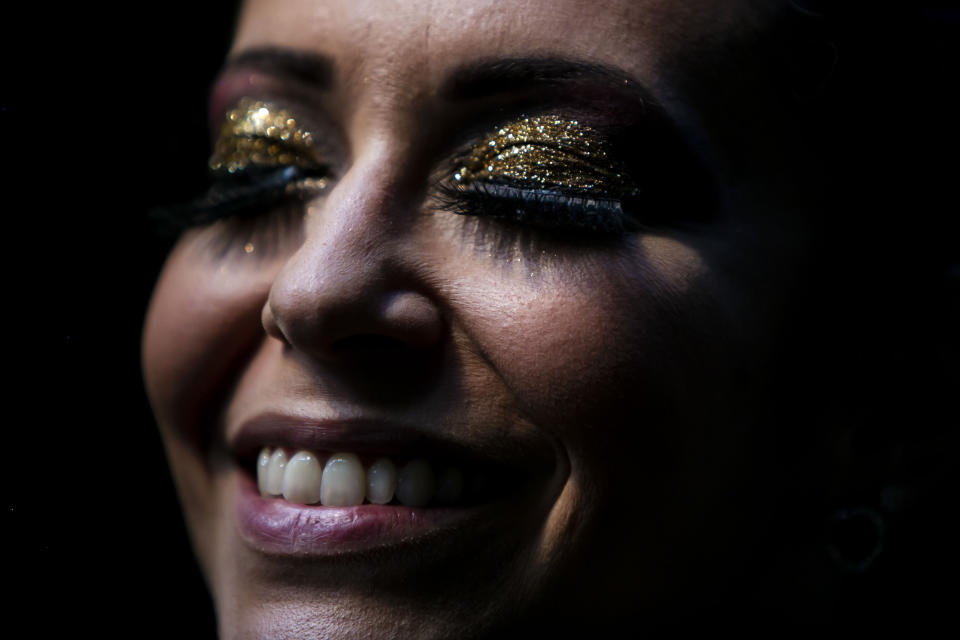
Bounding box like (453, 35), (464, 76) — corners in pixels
(228, 411), (557, 475)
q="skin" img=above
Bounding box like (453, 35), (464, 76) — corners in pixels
(143, 0), (830, 637)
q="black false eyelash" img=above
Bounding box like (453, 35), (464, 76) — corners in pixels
(434, 181), (643, 236)
(150, 165), (645, 241)
(149, 165), (319, 236)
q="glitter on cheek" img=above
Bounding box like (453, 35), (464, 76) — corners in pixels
(208, 98), (323, 175)
(454, 116), (638, 197)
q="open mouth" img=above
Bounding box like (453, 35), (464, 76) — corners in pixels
(228, 414), (559, 556)
(254, 447), (520, 508)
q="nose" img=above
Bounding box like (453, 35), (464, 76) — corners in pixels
(261, 165), (444, 369)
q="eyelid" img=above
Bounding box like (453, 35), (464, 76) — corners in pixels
(451, 114), (638, 199)
(208, 97), (326, 175)
(435, 181), (641, 236)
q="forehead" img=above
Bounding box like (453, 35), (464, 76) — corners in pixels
(231, 0), (773, 93)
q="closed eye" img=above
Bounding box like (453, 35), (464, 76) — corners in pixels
(435, 181), (642, 237)
(437, 112), (719, 239)
(435, 114), (642, 238)
(149, 165), (328, 236)
(150, 97), (332, 235)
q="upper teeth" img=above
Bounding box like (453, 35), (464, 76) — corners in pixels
(256, 447), (460, 507)
(320, 452), (365, 506)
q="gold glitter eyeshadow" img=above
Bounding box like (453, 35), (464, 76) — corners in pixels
(453, 115), (637, 197)
(209, 98), (323, 174)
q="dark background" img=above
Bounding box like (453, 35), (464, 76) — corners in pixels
(3, 3), (237, 635)
(3, 2), (958, 636)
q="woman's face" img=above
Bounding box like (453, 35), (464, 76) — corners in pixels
(143, 0), (816, 636)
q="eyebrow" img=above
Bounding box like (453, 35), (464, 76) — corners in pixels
(224, 48), (654, 107)
(440, 57), (656, 108)
(223, 46), (334, 90)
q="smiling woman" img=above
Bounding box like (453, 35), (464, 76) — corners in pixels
(139, 0), (956, 637)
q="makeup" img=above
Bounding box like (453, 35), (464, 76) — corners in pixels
(209, 97), (324, 175)
(436, 116), (643, 235)
(151, 98), (329, 232)
(453, 115), (638, 198)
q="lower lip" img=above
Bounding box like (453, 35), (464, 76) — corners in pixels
(233, 471), (488, 556)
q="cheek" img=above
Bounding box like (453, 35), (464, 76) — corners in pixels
(141, 237), (280, 432)
(435, 236), (730, 600)
(471, 288), (636, 416)
(141, 238), (286, 572)
(447, 235), (709, 433)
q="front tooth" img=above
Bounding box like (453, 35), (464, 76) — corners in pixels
(366, 458), (397, 505)
(321, 453), (366, 506)
(282, 450), (324, 504)
(434, 467), (464, 505)
(396, 458), (436, 507)
(257, 447), (272, 496)
(265, 448), (288, 496)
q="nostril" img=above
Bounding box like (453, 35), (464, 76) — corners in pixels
(331, 334), (413, 356)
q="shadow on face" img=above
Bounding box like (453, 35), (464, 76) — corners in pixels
(137, 0), (959, 636)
